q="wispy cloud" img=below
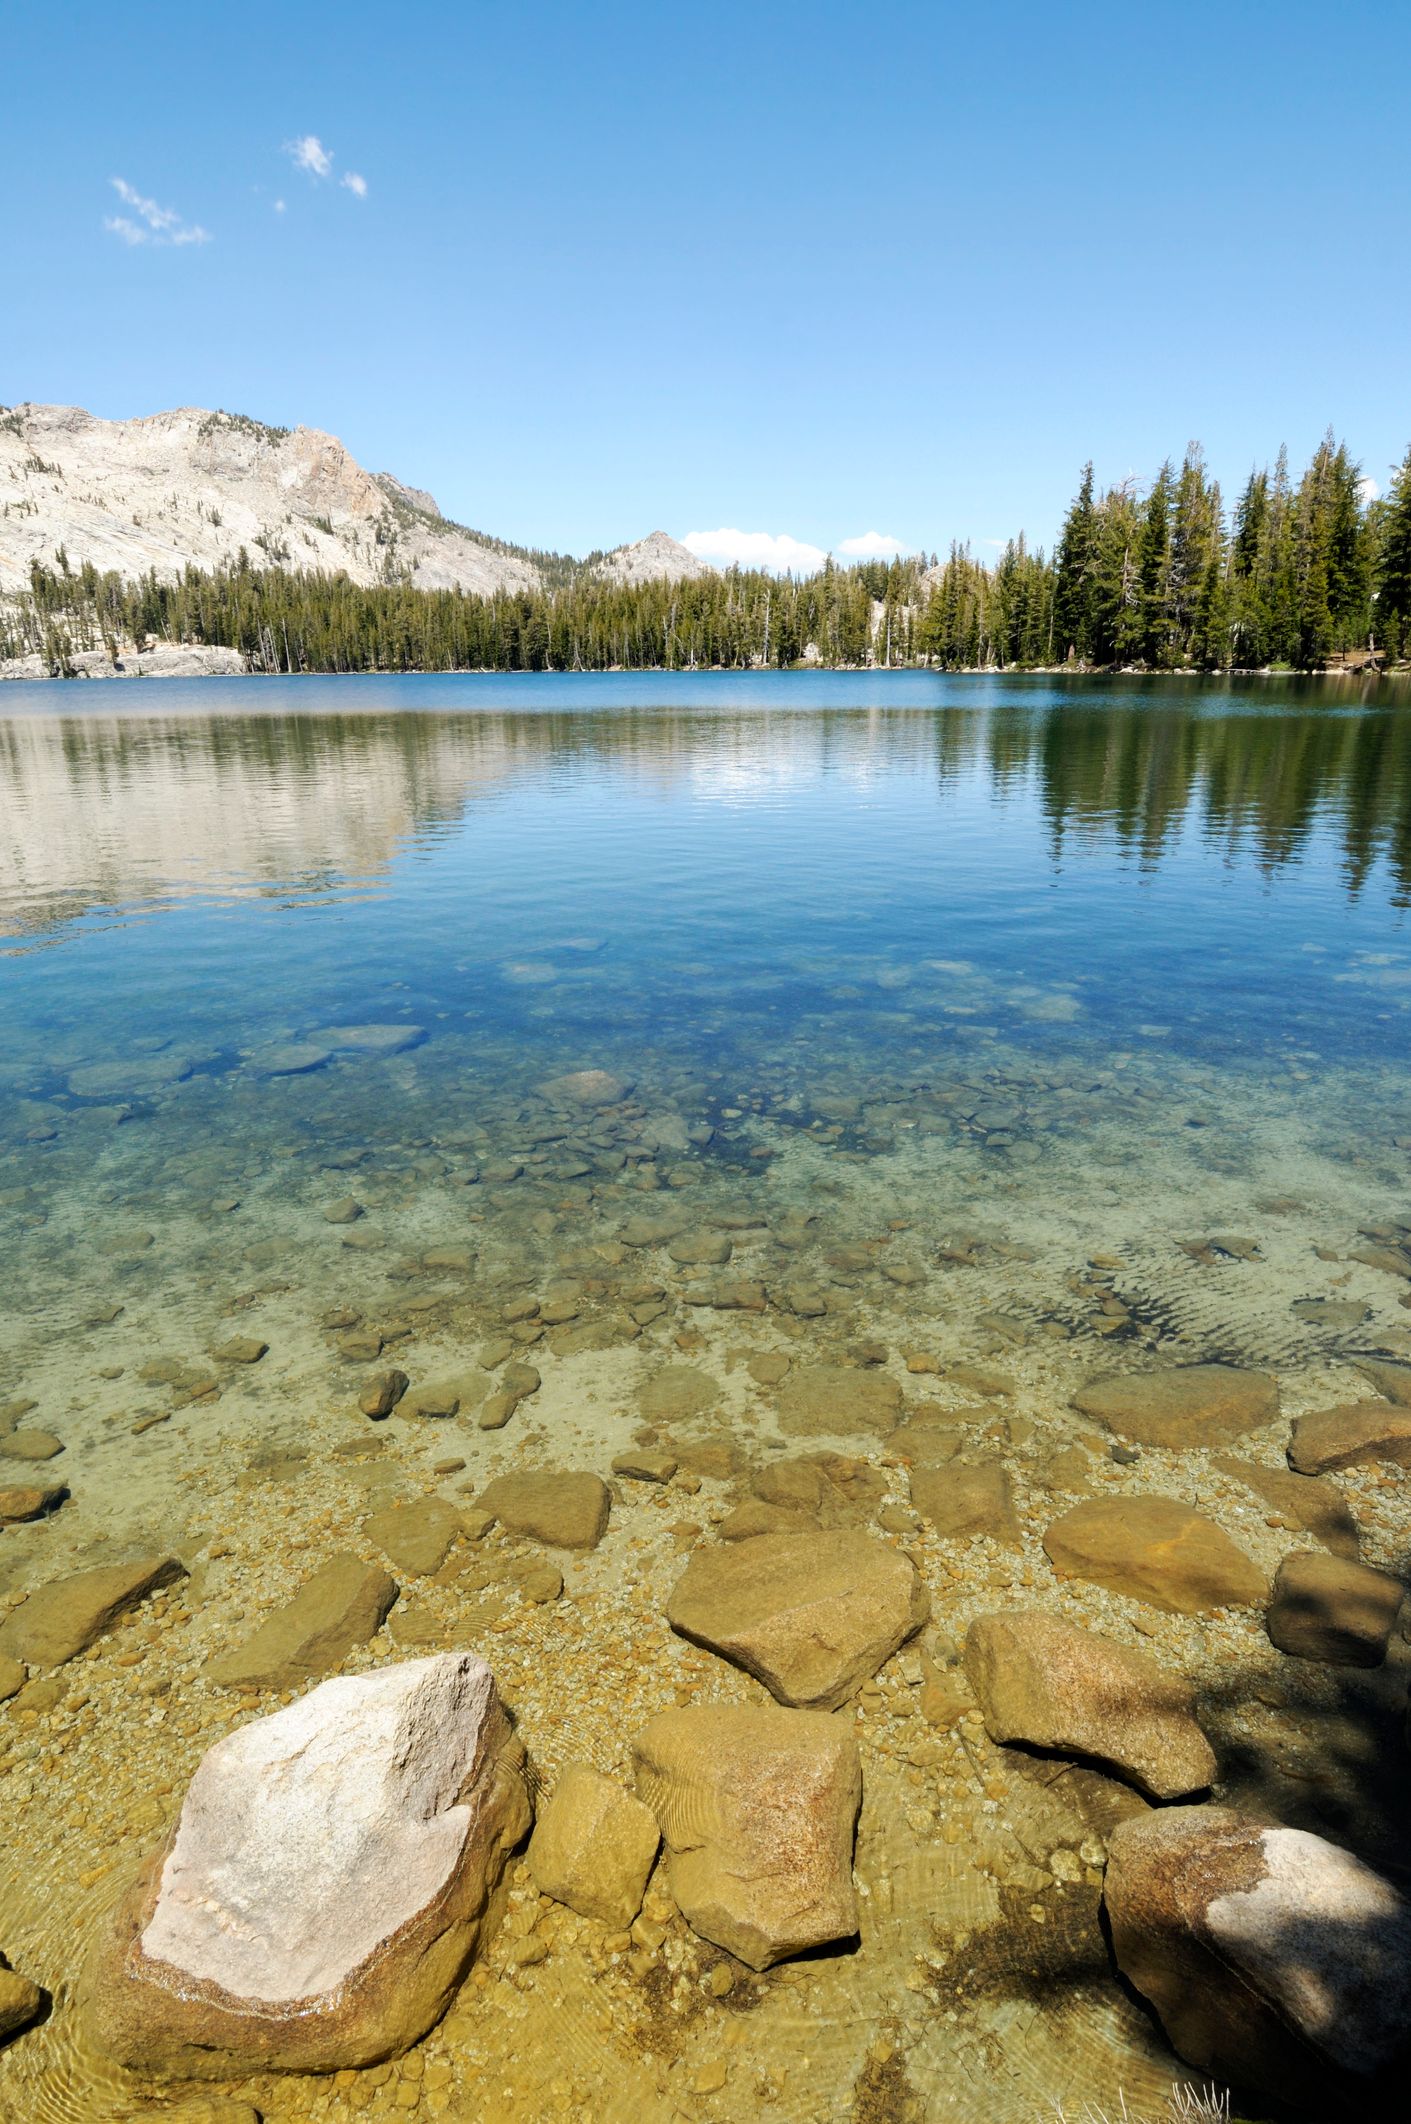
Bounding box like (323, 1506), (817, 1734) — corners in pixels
(104, 177), (210, 247)
(683, 527), (829, 575)
(341, 170), (368, 199)
(286, 133), (333, 179)
(1358, 475), (1380, 503)
(836, 530), (905, 559)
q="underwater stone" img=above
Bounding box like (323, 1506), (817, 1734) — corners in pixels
(206, 1555), (398, 1689)
(666, 1529), (928, 1709)
(527, 1763), (660, 1927)
(1043, 1496), (1267, 1613)
(633, 1703), (861, 1970)
(1105, 1807), (1411, 2112)
(964, 1611), (1216, 1799)
(776, 1363), (903, 1438)
(0, 1554), (186, 1667)
(477, 1470), (611, 1550)
(1072, 1364), (1278, 1448)
(89, 1654), (529, 2076)
(1265, 1551), (1403, 1667)
(1287, 1402), (1411, 1474)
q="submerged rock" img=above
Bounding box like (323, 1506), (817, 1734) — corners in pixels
(1104, 1806), (1411, 2113)
(1287, 1402), (1411, 1474)
(633, 1703), (861, 1969)
(0, 1951), (45, 2041)
(1353, 1358), (1411, 1408)
(1072, 1364), (1277, 1448)
(364, 1498), (463, 1577)
(527, 1763), (660, 1926)
(206, 1555), (397, 1689)
(319, 1023), (425, 1055)
(0, 1555), (186, 1668)
(963, 1611), (1216, 1799)
(0, 1480), (67, 1525)
(538, 1069), (631, 1106)
(776, 1363), (903, 1439)
(89, 1653), (530, 2075)
(666, 1529), (928, 1709)
(1042, 1496), (1267, 1613)
(909, 1460), (1021, 1545)
(0, 1430), (65, 1463)
(1213, 1455), (1360, 1558)
(1265, 1551), (1403, 1667)
(477, 1470), (611, 1550)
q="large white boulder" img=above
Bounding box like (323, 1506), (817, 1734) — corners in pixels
(90, 1652), (530, 2075)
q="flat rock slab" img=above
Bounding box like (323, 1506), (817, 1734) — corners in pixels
(1266, 1550), (1403, 1666)
(666, 1529), (928, 1709)
(318, 1023), (426, 1055)
(1213, 1455), (1360, 1558)
(89, 1652), (530, 2076)
(909, 1461), (1020, 1545)
(776, 1364), (903, 1439)
(964, 1611), (1216, 1800)
(1073, 1364), (1278, 1448)
(633, 1703), (861, 1970)
(0, 1555), (186, 1668)
(207, 1555), (397, 1689)
(538, 1069), (631, 1106)
(364, 1499), (463, 1577)
(1105, 1807), (1411, 2113)
(637, 1365), (718, 1425)
(1354, 1358), (1411, 1408)
(477, 1471), (610, 1550)
(1043, 1496), (1267, 1613)
(401, 1371), (487, 1420)
(527, 1763), (660, 1927)
(1287, 1402), (1411, 1474)
(0, 1430), (65, 1462)
(250, 1042), (330, 1077)
(0, 1480), (67, 1525)
(0, 1958), (45, 2041)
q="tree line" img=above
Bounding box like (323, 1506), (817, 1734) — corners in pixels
(4, 433), (1409, 676)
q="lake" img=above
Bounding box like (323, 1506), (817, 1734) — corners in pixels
(2, 670), (1409, 2124)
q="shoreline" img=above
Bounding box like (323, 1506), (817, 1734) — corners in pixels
(2, 647), (1403, 686)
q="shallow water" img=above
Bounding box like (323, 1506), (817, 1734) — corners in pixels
(2, 671), (1410, 2123)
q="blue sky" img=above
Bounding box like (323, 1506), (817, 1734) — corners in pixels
(3, 0), (1407, 565)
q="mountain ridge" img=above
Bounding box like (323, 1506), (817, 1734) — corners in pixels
(0, 402), (706, 598)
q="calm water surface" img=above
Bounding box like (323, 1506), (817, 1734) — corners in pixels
(1, 670), (1409, 2124)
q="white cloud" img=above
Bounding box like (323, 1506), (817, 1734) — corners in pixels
(341, 171), (368, 199)
(1358, 475), (1380, 504)
(835, 530), (905, 559)
(286, 134), (333, 179)
(105, 177), (210, 247)
(274, 197), (287, 214)
(683, 527), (829, 575)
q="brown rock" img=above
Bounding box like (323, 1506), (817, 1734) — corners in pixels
(206, 1555), (398, 1689)
(539, 1068), (630, 1106)
(910, 1461), (1020, 1545)
(611, 1449), (679, 1484)
(1043, 1497), (1267, 1613)
(666, 1529), (928, 1709)
(1287, 1402), (1411, 1474)
(964, 1611), (1216, 1799)
(638, 1365), (717, 1426)
(0, 1430), (65, 1463)
(715, 1499), (817, 1540)
(1073, 1364), (1277, 1448)
(212, 1337), (268, 1365)
(88, 1654), (529, 2076)
(0, 1954), (44, 2041)
(1266, 1551), (1403, 1667)
(1213, 1455), (1360, 1559)
(477, 1471), (610, 1550)
(0, 1555), (186, 1668)
(364, 1499), (463, 1577)
(1104, 1806), (1411, 2112)
(0, 1480), (67, 1525)
(776, 1364), (902, 1439)
(0, 1655), (25, 1703)
(526, 1763), (659, 1927)
(359, 1369), (409, 1419)
(633, 1703), (861, 1969)
(1354, 1358), (1411, 1408)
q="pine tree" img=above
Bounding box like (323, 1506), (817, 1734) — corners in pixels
(1052, 463), (1097, 663)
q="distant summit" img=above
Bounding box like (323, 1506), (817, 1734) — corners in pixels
(590, 531), (712, 586)
(0, 404), (703, 599)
